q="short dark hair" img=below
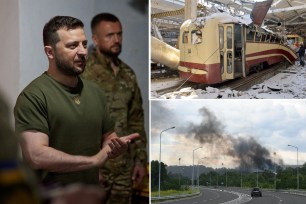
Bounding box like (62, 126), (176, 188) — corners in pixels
(91, 13), (120, 33)
(43, 16), (84, 47)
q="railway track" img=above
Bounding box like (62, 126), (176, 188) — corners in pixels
(219, 63), (287, 91)
(152, 62), (288, 95)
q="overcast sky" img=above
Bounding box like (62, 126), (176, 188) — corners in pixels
(150, 100), (306, 169)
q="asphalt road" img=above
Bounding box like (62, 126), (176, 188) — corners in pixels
(161, 188), (239, 204)
(237, 188), (306, 204)
(160, 187), (306, 204)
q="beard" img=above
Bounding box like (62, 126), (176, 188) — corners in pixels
(99, 44), (122, 59)
(54, 52), (86, 76)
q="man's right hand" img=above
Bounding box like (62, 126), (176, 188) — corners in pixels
(94, 132), (139, 167)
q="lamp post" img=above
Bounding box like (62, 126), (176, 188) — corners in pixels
(288, 144), (299, 190)
(210, 173), (212, 187)
(192, 147), (202, 189)
(197, 160), (199, 189)
(240, 163), (246, 188)
(274, 152), (276, 190)
(240, 166), (242, 188)
(226, 167), (227, 187)
(179, 157), (181, 188)
(197, 157), (208, 188)
(252, 158), (259, 187)
(158, 126), (175, 198)
(257, 167), (258, 187)
(222, 162), (228, 187)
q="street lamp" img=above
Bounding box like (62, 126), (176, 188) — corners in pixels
(221, 162), (228, 187)
(288, 144), (299, 190)
(178, 157), (181, 188)
(192, 147), (202, 189)
(240, 165), (243, 189)
(158, 126), (175, 198)
(197, 160), (199, 188)
(197, 157), (207, 188)
(257, 167), (259, 187)
(197, 158), (203, 189)
(274, 152), (277, 190)
(251, 159), (259, 187)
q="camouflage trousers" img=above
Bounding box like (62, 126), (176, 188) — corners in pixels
(99, 154), (134, 204)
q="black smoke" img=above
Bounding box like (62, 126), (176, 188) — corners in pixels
(187, 107), (283, 171)
(189, 107), (225, 144)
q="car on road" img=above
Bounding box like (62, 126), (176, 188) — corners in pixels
(251, 187), (262, 197)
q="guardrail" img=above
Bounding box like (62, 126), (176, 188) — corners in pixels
(151, 191), (200, 202)
(275, 189), (306, 197)
(225, 187), (306, 197)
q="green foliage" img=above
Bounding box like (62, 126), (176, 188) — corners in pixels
(151, 160), (306, 191)
(151, 160), (169, 191)
(151, 160), (191, 191)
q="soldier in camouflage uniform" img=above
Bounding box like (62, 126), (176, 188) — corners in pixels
(82, 13), (147, 204)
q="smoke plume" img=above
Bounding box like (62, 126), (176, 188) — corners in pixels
(188, 107), (283, 171)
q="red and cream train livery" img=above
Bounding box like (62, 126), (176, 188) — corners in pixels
(178, 12), (297, 84)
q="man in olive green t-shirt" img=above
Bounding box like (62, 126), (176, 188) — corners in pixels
(14, 16), (139, 186)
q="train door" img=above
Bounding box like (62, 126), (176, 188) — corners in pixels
(219, 24), (235, 80)
(219, 24), (245, 80)
(233, 24), (244, 78)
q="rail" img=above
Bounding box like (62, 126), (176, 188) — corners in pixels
(220, 62), (287, 91)
(151, 191), (200, 202)
(269, 189), (306, 196)
(227, 187), (306, 197)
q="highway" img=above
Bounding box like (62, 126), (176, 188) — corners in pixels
(160, 187), (306, 204)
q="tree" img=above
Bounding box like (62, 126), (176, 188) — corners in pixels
(151, 160), (168, 191)
(153, 162), (306, 190)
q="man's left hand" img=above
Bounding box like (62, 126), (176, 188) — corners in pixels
(132, 164), (146, 186)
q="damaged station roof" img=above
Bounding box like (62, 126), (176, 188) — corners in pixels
(151, 0), (306, 38)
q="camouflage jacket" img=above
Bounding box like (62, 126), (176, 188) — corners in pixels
(82, 48), (147, 167)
